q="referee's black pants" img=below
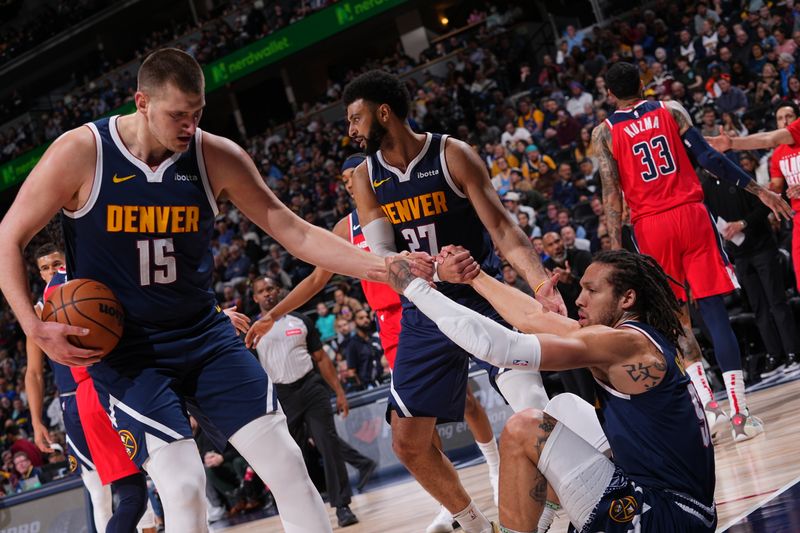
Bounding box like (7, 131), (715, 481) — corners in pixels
(275, 372), (352, 508)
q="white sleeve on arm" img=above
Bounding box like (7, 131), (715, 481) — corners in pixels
(362, 218), (398, 257)
(403, 278), (541, 370)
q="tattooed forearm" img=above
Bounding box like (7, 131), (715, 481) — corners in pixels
(387, 257), (416, 292)
(529, 471), (548, 504)
(623, 359), (667, 388)
(666, 100), (694, 134)
(594, 124), (623, 249)
(744, 180), (762, 196)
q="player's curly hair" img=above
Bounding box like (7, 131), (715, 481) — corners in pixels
(342, 69), (410, 119)
(593, 250), (683, 347)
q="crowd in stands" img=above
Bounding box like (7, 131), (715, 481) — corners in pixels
(0, 0), (335, 158)
(3, 0), (800, 506)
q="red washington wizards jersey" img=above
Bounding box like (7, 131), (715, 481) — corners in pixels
(769, 118), (800, 212)
(607, 100), (704, 223)
(348, 210), (401, 312)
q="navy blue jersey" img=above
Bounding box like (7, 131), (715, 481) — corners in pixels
(595, 321), (715, 507)
(367, 133), (499, 300)
(40, 268), (78, 394)
(62, 116), (218, 329)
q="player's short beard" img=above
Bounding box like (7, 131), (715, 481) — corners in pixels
(364, 116), (388, 155)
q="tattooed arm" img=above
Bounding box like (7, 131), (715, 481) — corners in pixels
(665, 100), (792, 220)
(594, 123), (624, 250)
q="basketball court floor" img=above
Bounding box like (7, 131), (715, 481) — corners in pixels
(219, 373), (800, 532)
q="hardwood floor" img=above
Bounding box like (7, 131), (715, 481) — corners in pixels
(221, 378), (800, 532)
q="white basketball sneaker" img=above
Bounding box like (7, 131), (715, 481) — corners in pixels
(730, 411), (765, 442)
(704, 399), (728, 437)
(426, 506), (455, 533)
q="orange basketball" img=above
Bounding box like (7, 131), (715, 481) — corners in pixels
(41, 279), (124, 357)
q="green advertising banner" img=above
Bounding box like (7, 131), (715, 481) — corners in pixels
(0, 0), (407, 192)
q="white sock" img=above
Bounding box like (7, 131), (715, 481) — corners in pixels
(476, 438), (499, 473)
(686, 362), (714, 407)
(476, 438), (499, 505)
(723, 370), (748, 415)
(144, 439), (209, 533)
(452, 500), (492, 533)
(537, 501), (560, 532)
(81, 469), (112, 533)
(229, 413), (332, 533)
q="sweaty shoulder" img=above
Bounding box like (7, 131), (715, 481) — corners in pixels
(38, 126), (97, 210)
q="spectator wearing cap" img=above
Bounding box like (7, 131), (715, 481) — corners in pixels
(502, 191), (535, 221)
(521, 144), (555, 180)
(565, 82), (593, 118)
(716, 74), (748, 115)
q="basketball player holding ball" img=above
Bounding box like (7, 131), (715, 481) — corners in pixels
(0, 48), (413, 532)
(25, 243), (149, 533)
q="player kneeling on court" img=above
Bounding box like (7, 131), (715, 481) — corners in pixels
(384, 249), (717, 533)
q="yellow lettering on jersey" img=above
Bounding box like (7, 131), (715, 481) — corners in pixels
(107, 205), (123, 232)
(171, 206), (186, 233)
(155, 206), (170, 233)
(139, 206), (155, 233)
(106, 205), (201, 233)
(407, 196), (421, 220)
(394, 199), (411, 223)
(381, 192), (449, 224)
(123, 205), (138, 233)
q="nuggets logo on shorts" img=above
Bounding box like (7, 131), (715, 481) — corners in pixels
(609, 495), (638, 523)
(118, 429), (138, 459)
(68, 454), (78, 473)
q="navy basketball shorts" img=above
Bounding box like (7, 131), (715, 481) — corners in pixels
(569, 467), (717, 533)
(88, 306), (278, 467)
(388, 296), (505, 423)
(61, 393), (92, 475)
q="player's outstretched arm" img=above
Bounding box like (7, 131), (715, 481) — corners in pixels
(706, 125), (794, 153)
(444, 137), (566, 315)
(204, 133), (388, 281)
(594, 123), (624, 250)
(385, 256), (623, 373)
(0, 128), (104, 366)
(350, 162), (400, 257)
(24, 315), (54, 453)
(666, 101), (793, 220)
(468, 271), (579, 336)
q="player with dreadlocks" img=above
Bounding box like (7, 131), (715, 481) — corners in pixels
(383, 247), (717, 532)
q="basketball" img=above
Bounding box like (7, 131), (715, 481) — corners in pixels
(41, 279), (124, 357)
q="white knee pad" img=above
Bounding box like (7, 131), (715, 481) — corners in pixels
(82, 469), (112, 533)
(144, 439), (208, 533)
(230, 413), (332, 533)
(495, 369), (549, 412)
(538, 422), (615, 531)
(544, 393), (610, 456)
(137, 497), (156, 530)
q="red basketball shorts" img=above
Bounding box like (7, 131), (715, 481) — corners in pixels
(632, 202), (736, 302)
(376, 304), (402, 370)
(73, 369), (140, 485)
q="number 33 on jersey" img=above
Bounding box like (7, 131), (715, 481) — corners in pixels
(367, 133), (492, 264)
(607, 100), (705, 224)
